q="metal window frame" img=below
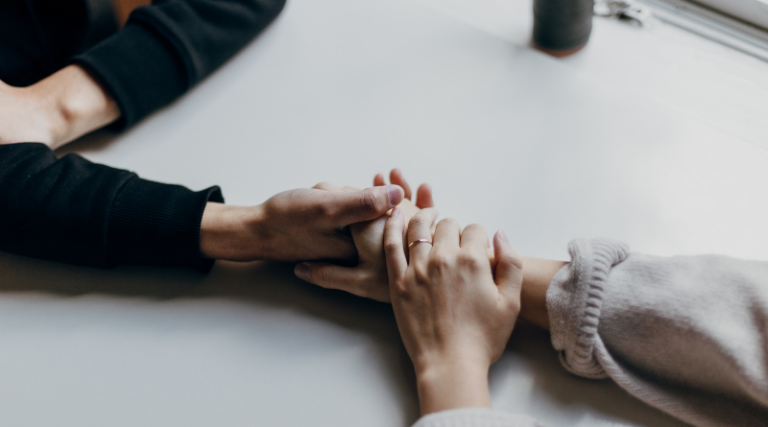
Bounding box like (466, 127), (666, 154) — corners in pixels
(640, 0), (768, 62)
(694, 0), (768, 30)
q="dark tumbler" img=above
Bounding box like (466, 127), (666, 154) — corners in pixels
(533, 0), (594, 56)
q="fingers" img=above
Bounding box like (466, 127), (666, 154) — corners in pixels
(407, 208), (439, 263)
(460, 224), (489, 253)
(332, 185), (404, 226)
(295, 261), (349, 286)
(294, 261), (388, 302)
(389, 169), (413, 200)
(432, 218), (460, 251)
(493, 230), (524, 307)
(313, 182), (358, 192)
(416, 183), (434, 208)
(374, 169), (433, 209)
(313, 182), (341, 191)
(384, 207), (408, 285)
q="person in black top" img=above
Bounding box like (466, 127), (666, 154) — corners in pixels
(1, 0), (287, 147)
(0, 1), (430, 272)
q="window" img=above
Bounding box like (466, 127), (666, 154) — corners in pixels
(694, 0), (768, 30)
(642, 0), (768, 61)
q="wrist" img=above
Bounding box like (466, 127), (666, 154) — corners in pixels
(519, 257), (567, 330)
(200, 202), (266, 261)
(415, 358), (491, 416)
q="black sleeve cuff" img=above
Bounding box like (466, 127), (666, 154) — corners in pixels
(71, 21), (189, 130)
(107, 177), (224, 273)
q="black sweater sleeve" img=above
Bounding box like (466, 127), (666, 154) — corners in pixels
(71, 0), (286, 129)
(0, 143), (223, 272)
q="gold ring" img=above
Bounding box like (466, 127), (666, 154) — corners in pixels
(409, 239), (432, 248)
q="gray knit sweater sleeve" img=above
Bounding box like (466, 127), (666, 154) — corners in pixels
(411, 408), (544, 427)
(547, 239), (768, 426)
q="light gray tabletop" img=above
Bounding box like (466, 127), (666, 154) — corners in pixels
(2, 0), (767, 426)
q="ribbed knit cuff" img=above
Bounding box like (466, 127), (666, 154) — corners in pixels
(412, 408), (543, 427)
(107, 177), (224, 273)
(547, 239), (629, 379)
(71, 20), (188, 130)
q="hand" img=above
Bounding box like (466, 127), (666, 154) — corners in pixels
(384, 208), (523, 415)
(0, 65), (120, 149)
(199, 183), (405, 262)
(293, 170), (434, 302)
(373, 168), (433, 209)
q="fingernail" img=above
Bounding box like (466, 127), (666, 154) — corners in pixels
(391, 207), (400, 217)
(387, 185), (403, 206)
(295, 263), (312, 282)
(498, 230), (510, 244)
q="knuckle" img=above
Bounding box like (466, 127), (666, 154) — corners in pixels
(315, 198), (336, 218)
(391, 280), (410, 299)
(457, 251), (485, 270)
(354, 271), (372, 286)
(360, 189), (384, 214)
(408, 213), (430, 230)
(413, 264), (431, 284)
(439, 218), (459, 228)
(506, 252), (524, 270)
(313, 181), (331, 190)
(384, 238), (403, 255)
(465, 223), (486, 234)
(311, 268), (333, 287)
(428, 252), (453, 272)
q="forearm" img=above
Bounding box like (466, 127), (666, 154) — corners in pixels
(26, 65), (120, 148)
(0, 143), (128, 265)
(0, 143), (219, 271)
(199, 203), (265, 261)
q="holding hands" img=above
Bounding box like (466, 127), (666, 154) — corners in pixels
(292, 169), (525, 416)
(206, 168), (525, 417)
(295, 169), (435, 302)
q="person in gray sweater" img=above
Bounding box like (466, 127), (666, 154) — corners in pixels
(297, 174), (768, 427)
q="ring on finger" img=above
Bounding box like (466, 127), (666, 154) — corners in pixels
(409, 239), (433, 248)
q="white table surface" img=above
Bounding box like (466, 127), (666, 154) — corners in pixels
(2, 0), (768, 426)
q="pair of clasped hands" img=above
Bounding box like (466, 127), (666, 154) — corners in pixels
(200, 169), (522, 415)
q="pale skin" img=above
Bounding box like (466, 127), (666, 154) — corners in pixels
(297, 170), (565, 330)
(386, 208), (522, 414)
(292, 170), (566, 413)
(0, 65), (120, 149)
(294, 169), (435, 302)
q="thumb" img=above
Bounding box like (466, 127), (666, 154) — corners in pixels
(332, 185), (404, 226)
(493, 230), (523, 310)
